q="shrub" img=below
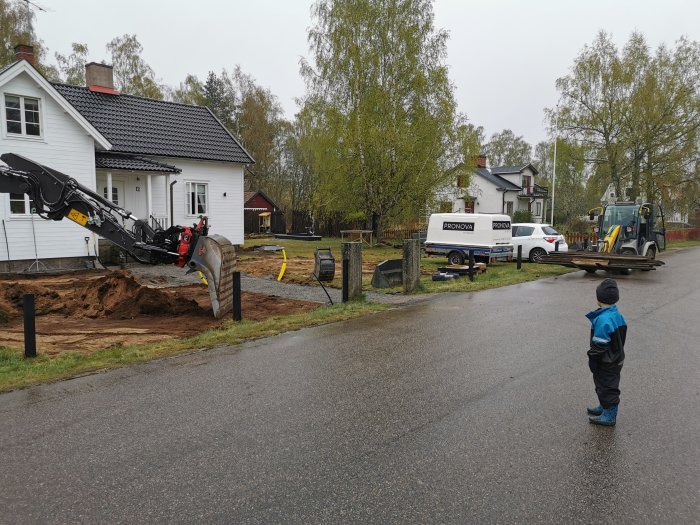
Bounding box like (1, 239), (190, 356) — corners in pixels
(513, 210), (533, 223)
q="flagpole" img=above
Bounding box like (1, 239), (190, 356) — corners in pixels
(550, 137), (557, 225)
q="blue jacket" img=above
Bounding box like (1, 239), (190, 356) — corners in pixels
(586, 305), (627, 364)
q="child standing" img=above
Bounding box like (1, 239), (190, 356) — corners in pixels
(586, 278), (627, 426)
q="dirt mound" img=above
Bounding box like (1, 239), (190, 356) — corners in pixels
(68, 272), (209, 319)
(0, 281), (63, 322)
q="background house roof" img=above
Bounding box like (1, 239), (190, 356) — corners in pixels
(52, 83), (254, 164)
(244, 190), (279, 210)
(95, 152), (181, 173)
(532, 183), (549, 196)
(475, 167), (521, 191)
(491, 164), (539, 176)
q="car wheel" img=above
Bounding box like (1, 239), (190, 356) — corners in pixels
(529, 247), (547, 263)
(584, 267), (597, 274)
(448, 251), (465, 265)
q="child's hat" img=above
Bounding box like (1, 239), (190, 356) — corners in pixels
(596, 278), (619, 305)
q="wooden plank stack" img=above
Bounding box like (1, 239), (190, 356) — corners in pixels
(538, 251), (665, 271)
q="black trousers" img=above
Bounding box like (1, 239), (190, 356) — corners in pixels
(588, 358), (623, 408)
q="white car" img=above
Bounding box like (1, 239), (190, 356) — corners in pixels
(511, 223), (568, 262)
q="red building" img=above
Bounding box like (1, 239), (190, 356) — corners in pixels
(244, 191), (284, 234)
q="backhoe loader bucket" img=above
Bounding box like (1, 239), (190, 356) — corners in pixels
(187, 234), (237, 319)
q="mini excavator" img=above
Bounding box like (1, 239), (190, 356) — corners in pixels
(0, 153), (235, 318)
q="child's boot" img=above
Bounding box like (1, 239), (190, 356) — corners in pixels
(589, 404), (618, 426)
(587, 404), (603, 416)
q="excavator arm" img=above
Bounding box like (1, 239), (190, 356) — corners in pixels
(0, 153), (235, 318)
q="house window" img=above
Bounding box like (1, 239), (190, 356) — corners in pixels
(4, 95), (41, 137)
(506, 201), (514, 215)
(535, 201), (542, 216)
(103, 186), (120, 206)
(456, 175), (468, 188)
(9, 193), (35, 215)
(187, 182), (208, 215)
(522, 175), (532, 195)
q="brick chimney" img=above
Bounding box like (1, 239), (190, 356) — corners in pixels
(476, 154), (487, 168)
(85, 62), (120, 95)
(14, 44), (35, 65)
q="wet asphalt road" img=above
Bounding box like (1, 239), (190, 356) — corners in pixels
(1, 248), (699, 524)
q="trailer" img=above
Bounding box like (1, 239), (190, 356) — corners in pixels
(424, 213), (513, 264)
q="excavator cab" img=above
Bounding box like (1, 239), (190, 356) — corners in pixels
(596, 202), (665, 257)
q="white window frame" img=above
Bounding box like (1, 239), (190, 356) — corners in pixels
(535, 201), (542, 217)
(3, 93), (42, 139)
(7, 193), (35, 216)
(103, 186), (121, 206)
(186, 181), (208, 216)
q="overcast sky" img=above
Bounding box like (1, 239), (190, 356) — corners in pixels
(34, 0), (700, 148)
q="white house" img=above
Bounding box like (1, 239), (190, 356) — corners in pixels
(0, 45), (254, 272)
(436, 155), (549, 222)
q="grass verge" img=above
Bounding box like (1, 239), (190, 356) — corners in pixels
(666, 239), (700, 250)
(419, 261), (578, 293)
(0, 301), (388, 393)
(373, 259), (577, 294)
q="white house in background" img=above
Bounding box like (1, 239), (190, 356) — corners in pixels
(0, 45), (254, 272)
(436, 155), (549, 222)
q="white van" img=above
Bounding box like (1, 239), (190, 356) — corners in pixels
(424, 213), (513, 264)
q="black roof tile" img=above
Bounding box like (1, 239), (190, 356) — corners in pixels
(52, 83), (254, 164)
(95, 152), (181, 173)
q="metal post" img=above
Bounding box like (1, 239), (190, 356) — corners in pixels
(517, 245), (522, 270)
(468, 250), (475, 282)
(23, 294), (36, 358)
(232, 271), (242, 321)
(27, 209), (47, 272)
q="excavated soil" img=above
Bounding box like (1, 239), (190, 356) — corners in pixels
(237, 250), (379, 283)
(0, 269), (319, 355)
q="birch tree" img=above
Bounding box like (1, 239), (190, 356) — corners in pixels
(300, 0), (458, 235)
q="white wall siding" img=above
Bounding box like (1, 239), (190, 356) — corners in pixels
(1, 72), (97, 262)
(469, 178), (504, 214)
(157, 158), (245, 245)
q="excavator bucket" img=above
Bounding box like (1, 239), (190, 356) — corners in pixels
(187, 234), (237, 319)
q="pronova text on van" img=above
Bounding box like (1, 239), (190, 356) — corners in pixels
(424, 213), (514, 264)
